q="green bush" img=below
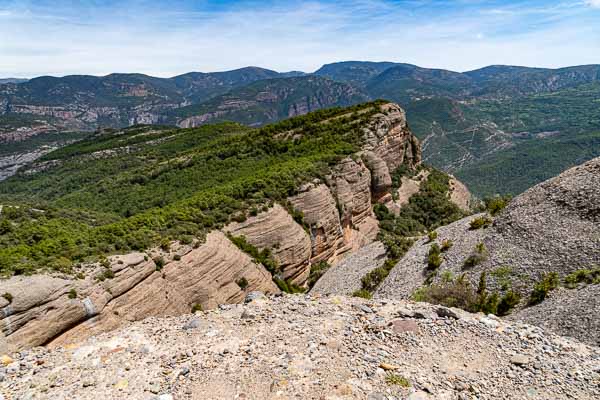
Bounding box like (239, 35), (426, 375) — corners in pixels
(352, 289), (373, 299)
(427, 243), (442, 270)
(153, 256), (165, 271)
(483, 195), (512, 216)
(497, 290), (521, 316)
(68, 288), (77, 299)
(440, 239), (453, 252)
(529, 272), (559, 305)
(469, 215), (492, 230)
(2, 292), (13, 303)
(385, 373), (410, 387)
(191, 303), (203, 313)
(236, 277), (249, 290)
(427, 230), (438, 242)
(564, 267), (600, 288)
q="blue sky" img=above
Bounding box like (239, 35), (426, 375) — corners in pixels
(0, 0), (599, 77)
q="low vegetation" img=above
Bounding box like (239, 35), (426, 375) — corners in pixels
(385, 373), (411, 387)
(482, 195), (512, 216)
(412, 272), (521, 316)
(469, 215), (492, 230)
(564, 267), (600, 288)
(529, 272), (560, 305)
(463, 243), (488, 269)
(354, 166), (464, 298)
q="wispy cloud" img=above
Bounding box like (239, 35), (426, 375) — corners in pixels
(585, 0), (600, 8)
(0, 0), (598, 77)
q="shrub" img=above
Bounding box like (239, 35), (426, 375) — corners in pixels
(154, 256), (165, 271)
(427, 244), (442, 270)
(96, 267), (115, 281)
(352, 289), (373, 299)
(564, 267), (600, 288)
(497, 291), (521, 316)
(529, 272), (559, 305)
(236, 277), (249, 290)
(427, 230), (438, 242)
(385, 373), (410, 387)
(173, 254), (182, 261)
(273, 277), (305, 294)
(469, 215), (492, 230)
(68, 288), (77, 299)
(191, 303), (203, 313)
(411, 274), (479, 312)
(2, 292), (13, 303)
(440, 239), (453, 252)
(463, 243), (488, 269)
(306, 261), (331, 289)
(484, 195), (512, 216)
(160, 238), (171, 251)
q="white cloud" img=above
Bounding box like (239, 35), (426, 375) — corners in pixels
(585, 1), (600, 8)
(0, 1), (599, 77)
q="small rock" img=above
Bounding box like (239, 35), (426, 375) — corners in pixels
(183, 318), (202, 330)
(0, 355), (13, 366)
(244, 291), (266, 303)
(359, 305), (374, 314)
(510, 355), (530, 366)
(241, 310), (256, 320)
(379, 362), (399, 371)
(390, 319), (419, 334)
(436, 307), (460, 319)
(396, 307), (415, 318)
(408, 391), (430, 400)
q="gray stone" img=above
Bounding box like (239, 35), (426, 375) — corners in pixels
(511, 355), (530, 366)
(244, 291), (267, 303)
(183, 318), (202, 330)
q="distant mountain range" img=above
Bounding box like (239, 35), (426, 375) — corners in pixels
(2, 62), (600, 196)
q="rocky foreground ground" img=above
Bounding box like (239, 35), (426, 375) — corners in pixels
(2, 294), (599, 400)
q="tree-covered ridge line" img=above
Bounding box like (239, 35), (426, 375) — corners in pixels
(0, 101), (386, 277)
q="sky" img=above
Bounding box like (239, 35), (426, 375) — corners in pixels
(0, 0), (599, 78)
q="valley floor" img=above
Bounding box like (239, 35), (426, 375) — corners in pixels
(3, 294), (599, 400)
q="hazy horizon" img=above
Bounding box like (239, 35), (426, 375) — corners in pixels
(1, 0), (600, 78)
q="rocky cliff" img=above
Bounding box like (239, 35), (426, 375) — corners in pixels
(0, 102), (424, 352)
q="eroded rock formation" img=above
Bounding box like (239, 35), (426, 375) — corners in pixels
(0, 232), (278, 353)
(0, 102), (426, 352)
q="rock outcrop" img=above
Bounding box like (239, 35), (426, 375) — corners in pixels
(224, 204), (312, 284)
(374, 157), (600, 345)
(3, 295), (599, 399)
(326, 157), (379, 251)
(0, 102), (427, 352)
(288, 182), (348, 264)
(0, 232), (278, 353)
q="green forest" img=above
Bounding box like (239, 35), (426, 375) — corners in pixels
(0, 101), (385, 277)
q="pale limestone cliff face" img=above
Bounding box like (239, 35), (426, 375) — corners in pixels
(223, 204), (312, 285)
(326, 157), (379, 251)
(0, 232), (278, 352)
(362, 103), (421, 172)
(288, 183), (348, 265)
(361, 150), (393, 203)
